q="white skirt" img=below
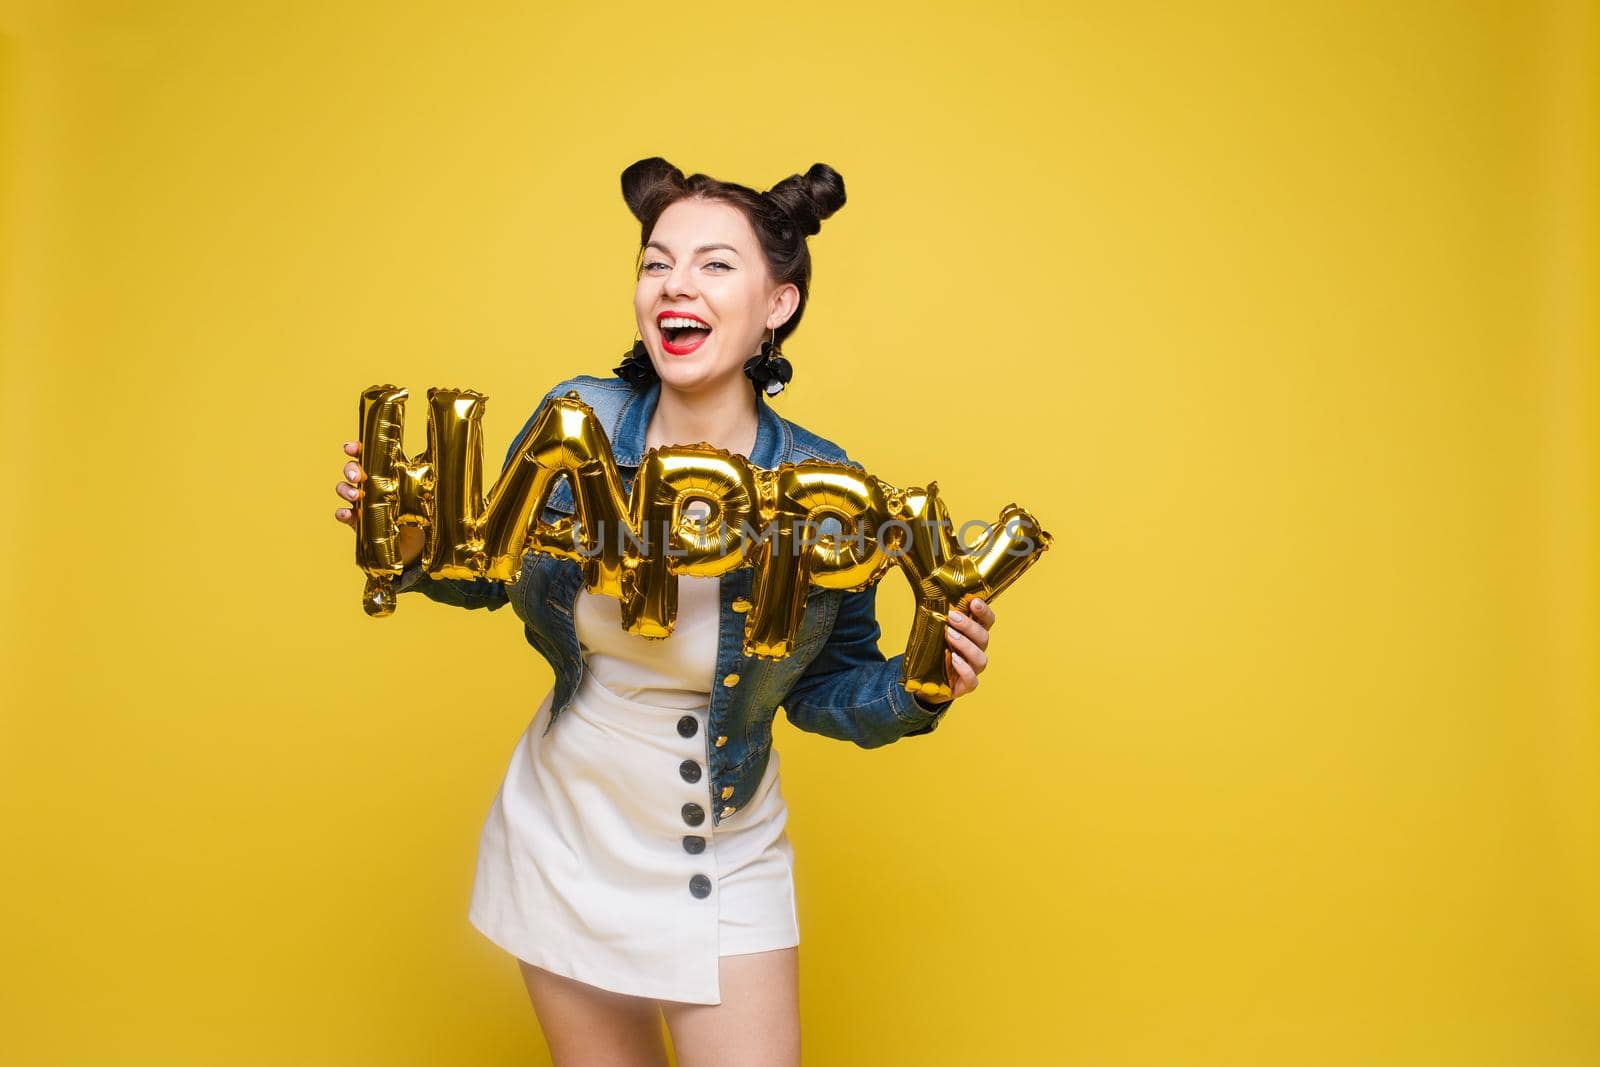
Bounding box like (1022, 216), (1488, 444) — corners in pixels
(467, 575), (799, 1005)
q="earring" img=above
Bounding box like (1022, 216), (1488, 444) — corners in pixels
(613, 335), (658, 387)
(743, 328), (793, 397)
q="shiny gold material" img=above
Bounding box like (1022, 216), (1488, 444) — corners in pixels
(510, 393), (637, 606)
(354, 385), (420, 617)
(354, 384), (1053, 693)
(626, 444), (759, 636)
(889, 481), (1054, 700)
(715, 735), (727, 747)
(720, 786), (734, 800)
(720, 806), (736, 819)
(744, 462), (894, 658)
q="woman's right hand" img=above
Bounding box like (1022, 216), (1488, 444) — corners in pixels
(335, 442), (424, 565)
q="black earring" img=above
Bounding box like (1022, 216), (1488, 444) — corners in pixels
(613, 337), (658, 387)
(743, 331), (793, 397)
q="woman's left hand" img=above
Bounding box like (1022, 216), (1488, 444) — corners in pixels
(944, 598), (996, 700)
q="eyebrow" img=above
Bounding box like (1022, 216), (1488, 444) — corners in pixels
(644, 241), (742, 256)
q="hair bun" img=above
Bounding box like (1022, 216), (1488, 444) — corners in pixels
(763, 163), (846, 238)
(621, 157), (687, 224)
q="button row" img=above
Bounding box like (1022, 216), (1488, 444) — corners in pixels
(677, 710), (712, 898)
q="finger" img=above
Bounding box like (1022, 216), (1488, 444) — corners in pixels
(969, 597), (997, 630)
(335, 507), (354, 525)
(344, 442), (361, 456)
(335, 481), (362, 503)
(946, 607), (989, 652)
(344, 461), (365, 483)
(951, 651), (979, 694)
(945, 622), (989, 673)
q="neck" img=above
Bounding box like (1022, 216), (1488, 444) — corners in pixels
(646, 374), (760, 458)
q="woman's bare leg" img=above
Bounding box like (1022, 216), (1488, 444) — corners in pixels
(660, 947), (800, 1067)
(518, 959), (670, 1067)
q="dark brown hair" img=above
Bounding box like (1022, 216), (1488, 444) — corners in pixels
(621, 157), (847, 349)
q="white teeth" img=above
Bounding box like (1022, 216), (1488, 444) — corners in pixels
(660, 316), (709, 330)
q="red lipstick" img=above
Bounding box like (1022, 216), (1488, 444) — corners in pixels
(657, 310), (712, 356)
(657, 310), (710, 328)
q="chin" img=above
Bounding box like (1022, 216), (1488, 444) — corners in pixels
(656, 358), (732, 392)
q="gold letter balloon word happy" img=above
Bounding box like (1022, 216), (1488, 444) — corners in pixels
(354, 386), (1053, 701)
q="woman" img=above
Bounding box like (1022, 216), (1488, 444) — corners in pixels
(332, 158), (998, 1066)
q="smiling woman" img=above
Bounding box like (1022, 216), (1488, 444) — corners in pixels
(332, 156), (998, 1067)
(619, 157), (844, 411)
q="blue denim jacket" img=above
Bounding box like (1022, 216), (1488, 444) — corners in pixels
(395, 374), (952, 826)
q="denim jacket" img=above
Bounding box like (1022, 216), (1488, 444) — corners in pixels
(395, 374), (952, 826)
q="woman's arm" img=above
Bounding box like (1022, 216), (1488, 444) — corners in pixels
(393, 552), (512, 610)
(780, 583), (955, 748)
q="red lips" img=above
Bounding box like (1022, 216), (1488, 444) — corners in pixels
(657, 310), (710, 328)
(657, 310), (712, 356)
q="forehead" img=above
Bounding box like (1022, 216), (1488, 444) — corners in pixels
(648, 198), (758, 253)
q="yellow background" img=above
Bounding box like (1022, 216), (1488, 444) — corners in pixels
(3, 1), (1596, 1063)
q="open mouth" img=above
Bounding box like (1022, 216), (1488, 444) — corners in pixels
(659, 315), (712, 355)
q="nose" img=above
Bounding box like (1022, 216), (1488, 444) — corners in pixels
(663, 260), (697, 299)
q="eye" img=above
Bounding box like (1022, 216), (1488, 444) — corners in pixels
(704, 261), (732, 271)
(642, 260), (669, 273)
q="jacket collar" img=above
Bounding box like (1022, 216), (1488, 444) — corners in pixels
(609, 379), (790, 470)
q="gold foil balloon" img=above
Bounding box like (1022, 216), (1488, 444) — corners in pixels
(888, 482), (1055, 701)
(744, 463), (893, 658)
(354, 385), (432, 617)
(628, 446), (761, 637)
(353, 385), (1054, 692)
(425, 389), (491, 580)
(491, 394), (636, 604)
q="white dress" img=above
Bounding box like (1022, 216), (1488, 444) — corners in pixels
(466, 571), (800, 1004)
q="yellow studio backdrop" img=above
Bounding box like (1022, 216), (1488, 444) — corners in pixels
(1, 1), (1595, 1063)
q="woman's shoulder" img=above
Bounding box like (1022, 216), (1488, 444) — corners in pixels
(527, 373), (639, 432)
(778, 411), (861, 471)
(525, 373), (863, 472)
(536, 373), (636, 409)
